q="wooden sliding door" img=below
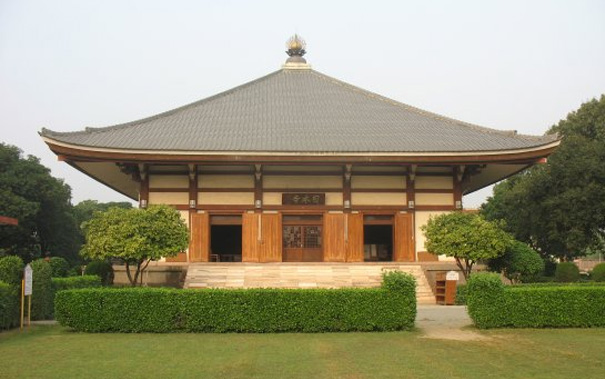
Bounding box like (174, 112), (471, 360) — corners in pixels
(242, 213), (282, 262)
(189, 212), (210, 262)
(393, 212), (415, 262)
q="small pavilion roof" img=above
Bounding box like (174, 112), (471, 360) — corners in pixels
(41, 68), (557, 154)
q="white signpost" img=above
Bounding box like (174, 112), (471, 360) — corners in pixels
(21, 264), (33, 331)
(446, 271), (460, 281)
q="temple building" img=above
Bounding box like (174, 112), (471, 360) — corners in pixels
(41, 36), (559, 285)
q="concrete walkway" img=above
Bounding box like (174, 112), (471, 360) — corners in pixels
(416, 305), (489, 341)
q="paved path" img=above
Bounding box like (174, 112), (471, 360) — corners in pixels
(416, 305), (489, 341)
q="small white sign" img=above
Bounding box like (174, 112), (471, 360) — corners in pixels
(446, 270), (459, 281)
(24, 264), (33, 296)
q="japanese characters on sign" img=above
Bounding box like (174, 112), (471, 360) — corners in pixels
(24, 264), (33, 296)
(282, 193), (325, 205)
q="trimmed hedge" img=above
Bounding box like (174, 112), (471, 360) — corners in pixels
(55, 271), (416, 333)
(0, 256), (24, 286)
(555, 262), (580, 282)
(455, 284), (467, 305)
(467, 272), (605, 329)
(52, 276), (102, 291)
(591, 263), (605, 282)
(0, 281), (19, 330)
(30, 259), (53, 320)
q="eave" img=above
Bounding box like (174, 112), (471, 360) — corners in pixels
(42, 137), (561, 165)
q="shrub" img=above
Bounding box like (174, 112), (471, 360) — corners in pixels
(52, 276), (102, 292)
(381, 270), (416, 292)
(591, 263), (605, 282)
(84, 260), (114, 285)
(55, 273), (417, 333)
(455, 284), (467, 305)
(466, 273), (505, 328)
(467, 274), (605, 328)
(487, 241), (544, 283)
(555, 262), (580, 282)
(0, 281), (19, 330)
(49, 257), (70, 277)
(0, 255), (24, 286)
(30, 259), (53, 320)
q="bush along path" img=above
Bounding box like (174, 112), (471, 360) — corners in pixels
(466, 273), (605, 329)
(55, 271), (417, 333)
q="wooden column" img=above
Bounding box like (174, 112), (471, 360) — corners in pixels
(343, 164), (352, 212)
(254, 164), (262, 213)
(138, 164), (149, 208)
(406, 165), (416, 210)
(188, 164), (197, 210)
(454, 166), (464, 209)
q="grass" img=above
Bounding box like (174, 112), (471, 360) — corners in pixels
(1, 325), (604, 379)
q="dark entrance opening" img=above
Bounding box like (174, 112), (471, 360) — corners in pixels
(363, 225), (393, 262)
(210, 216), (242, 262)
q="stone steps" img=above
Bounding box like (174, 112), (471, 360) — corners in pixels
(184, 263), (435, 304)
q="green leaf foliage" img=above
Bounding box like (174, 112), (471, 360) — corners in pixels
(51, 276), (102, 292)
(591, 263), (605, 282)
(81, 205), (188, 286)
(49, 257), (70, 278)
(467, 273), (605, 328)
(554, 262), (580, 282)
(81, 205), (188, 263)
(481, 95), (605, 260)
(455, 284), (467, 305)
(83, 260), (114, 285)
(421, 212), (513, 279)
(30, 259), (53, 320)
(55, 273), (417, 333)
(487, 240), (545, 283)
(0, 281), (19, 330)
(72, 200), (132, 232)
(0, 255), (24, 286)
(0, 144), (81, 264)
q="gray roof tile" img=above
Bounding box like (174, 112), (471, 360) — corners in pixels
(41, 69), (556, 152)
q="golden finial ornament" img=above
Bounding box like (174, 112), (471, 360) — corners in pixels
(286, 34), (306, 58)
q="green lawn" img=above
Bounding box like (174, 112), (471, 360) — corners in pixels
(1, 326), (604, 379)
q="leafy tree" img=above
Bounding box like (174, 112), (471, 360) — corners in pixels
(81, 205), (188, 286)
(72, 200), (133, 231)
(421, 212), (513, 279)
(0, 144), (81, 263)
(487, 240), (544, 283)
(481, 95), (605, 260)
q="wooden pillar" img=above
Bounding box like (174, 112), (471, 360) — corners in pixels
(406, 165), (416, 210)
(254, 164), (262, 213)
(138, 164), (149, 208)
(343, 164), (352, 212)
(188, 164), (197, 210)
(454, 166), (464, 209)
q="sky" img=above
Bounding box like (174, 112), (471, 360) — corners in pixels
(1, 0), (604, 208)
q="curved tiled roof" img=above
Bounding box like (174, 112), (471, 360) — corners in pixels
(41, 69), (557, 153)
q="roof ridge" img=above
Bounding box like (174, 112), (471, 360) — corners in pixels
(308, 70), (555, 142)
(42, 70), (284, 137)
